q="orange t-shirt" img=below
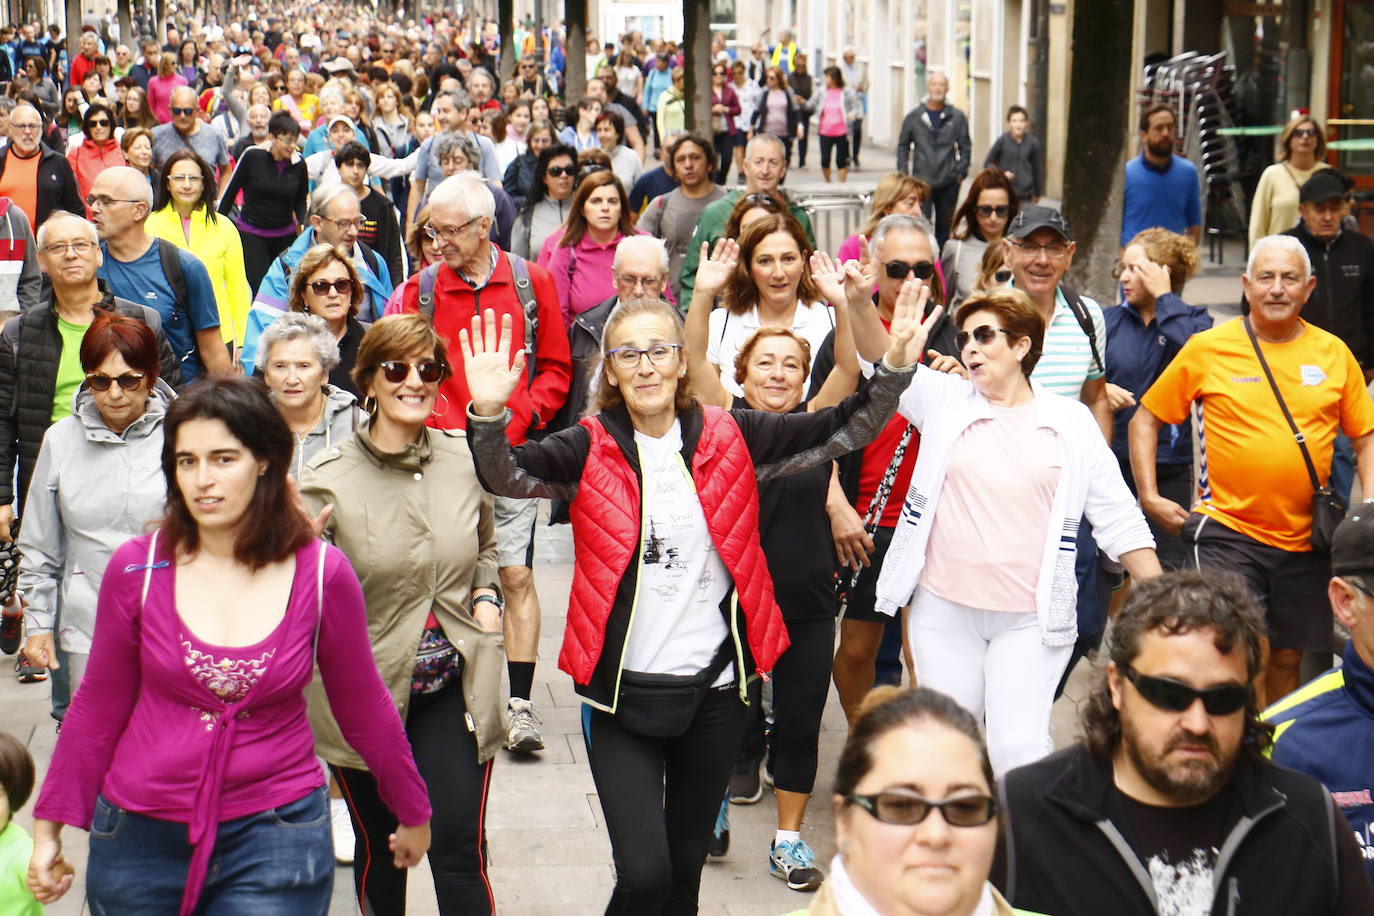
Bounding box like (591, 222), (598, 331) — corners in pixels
(1141, 317), (1374, 551)
(0, 151), (41, 232)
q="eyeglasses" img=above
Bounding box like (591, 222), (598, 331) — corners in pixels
(605, 343), (682, 369)
(170, 106), (196, 116)
(1122, 665), (1250, 716)
(423, 216), (481, 241)
(308, 277), (353, 296)
(578, 163), (609, 181)
(1292, 128), (1319, 139)
(41, 240), (96, 255)
(1008, 239), (1069, 260)
(846, 790), (997, 827)
(84, 195), (141, 210)
(378, 359), (448, 383)
(546, 165), (575, 178)
(883, 260), (935, 281)
(85, 371), (145, 391)
(976, 205), (1009, 218)
(955, 325), (1012, 350)
(615, 273), (663, 291)
(168, 173), (203, 184)
(325, 217), (367, 231)
(1345, 577), (1374, 600)
(10, 122), (41, 132)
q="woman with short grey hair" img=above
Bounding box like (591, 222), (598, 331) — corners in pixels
(258, 311), (358, 477)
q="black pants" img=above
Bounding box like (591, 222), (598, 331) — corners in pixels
(584, 687), (747, 915)
(241, 229), (294, 297)
(850, 118), (863, 166)
(795, 122), (809, 167)
(333, 681), (495, 916)
(712, 132), (734, 185)
(737, 617), (835, 794)
(819, 135), (850, 171)
(925, 180), (961, 249)
(1118, 457), (1192, 571)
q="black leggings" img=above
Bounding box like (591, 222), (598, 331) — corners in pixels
(240, 228), (294, 297)
(819, 135), (850, 171)
(332, 681), (495, 916)
(584, 687), (747, 915)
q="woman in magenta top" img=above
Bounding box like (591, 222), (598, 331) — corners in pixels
(146, 52), (189, 123)
(538, 168), (667, 328)
(25, 378), (432, 916)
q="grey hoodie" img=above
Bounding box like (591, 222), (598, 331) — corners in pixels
(291, 384), (359, 478)
(19, 379), (175, 653)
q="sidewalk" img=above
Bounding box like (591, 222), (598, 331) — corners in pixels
(3, 515), (1102, 915)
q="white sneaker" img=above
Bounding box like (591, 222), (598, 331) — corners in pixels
(505, 697), (545, 752)
(330, 797), (355, 865)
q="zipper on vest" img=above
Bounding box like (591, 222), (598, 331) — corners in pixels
(609, 441), (651, 714)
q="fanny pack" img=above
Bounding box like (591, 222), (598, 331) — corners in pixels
(615, 638), (736, 739)
(411, 623), (464, 695)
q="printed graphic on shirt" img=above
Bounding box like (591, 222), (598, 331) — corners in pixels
(1147, 847), (1217, 916)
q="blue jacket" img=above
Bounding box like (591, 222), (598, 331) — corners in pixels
(1104, 292), (1212, 467)
(1264, 642), (1374, 884)
(240, 228), (392, 375)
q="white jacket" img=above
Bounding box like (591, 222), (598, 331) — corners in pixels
(875, 365), (1154, 646)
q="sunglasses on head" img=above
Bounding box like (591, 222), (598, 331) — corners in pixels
(955, 325), (1012, 350)
(1123, 665), (1250, 716)
(883, 260), (935, 281)
(546, 165), (575, 177)
(378, 359), (447, 384)
(308, 278), (353, 296)
(976, 204), (1009, 218)
(847, 790), (997, 827)
(85, 371), (145, 391)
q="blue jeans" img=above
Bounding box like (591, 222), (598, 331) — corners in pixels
(1331, 430), (1356, 506)
(87, 788), (333, 915)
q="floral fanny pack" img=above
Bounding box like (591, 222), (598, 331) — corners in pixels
(411, 622), (463, 695)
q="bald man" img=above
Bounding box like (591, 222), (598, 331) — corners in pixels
(151, 86), (231, 189)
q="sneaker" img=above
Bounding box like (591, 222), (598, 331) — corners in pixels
(505, 697), (544, 752)
(707, 798), (729, 857)
(14, 651), (46, 683)
(0, 606), (20, 656)
(728, 756), (762, 804)
(330, 798), (355, 865)
(770, 838), (824, 892)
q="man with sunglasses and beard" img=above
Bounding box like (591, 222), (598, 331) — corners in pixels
(996, 571), (1374, 914)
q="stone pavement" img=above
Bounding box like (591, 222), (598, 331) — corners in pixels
(2, 514), (1102, 915)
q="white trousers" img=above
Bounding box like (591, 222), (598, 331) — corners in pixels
(907, 589), (1072, 777)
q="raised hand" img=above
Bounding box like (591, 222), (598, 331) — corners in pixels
(842, 235), (880, 310)
(1136, 258), (1173, 299)
(884, 277), (942, 370)
(458, 309), (527, 417)
(692, 237), (739, 299)
(809, 250), (847, 307)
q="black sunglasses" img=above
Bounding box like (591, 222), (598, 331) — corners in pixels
(847, 790), (997, 827)
(1292, 127), (1319, 138)
(308, 278), (353, 296)
(1123, 665), (1250, 716)
(546, 165), (575, 177)
(85, 371), (145, 391)
(87, 118), (111, 127)
(170, 106), (196, 115)
(976, 205), (1009, 218)
(955, 325), (1012, 350)
(378, 359), (447, 384)
(883, 260), (935, 281)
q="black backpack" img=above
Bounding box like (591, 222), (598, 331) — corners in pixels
(1059, 282), (1105, 374)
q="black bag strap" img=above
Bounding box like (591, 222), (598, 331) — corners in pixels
(416, 263), (441, 320)
(1059, 283), (1104, 375)
(155, 238), (188, 320)
(1242, 316), (1326, 494)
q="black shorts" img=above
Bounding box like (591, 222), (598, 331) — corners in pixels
(1182, 513), (1332, 651)
(840, 525), (896, 624)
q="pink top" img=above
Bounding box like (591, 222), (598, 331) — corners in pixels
(146, 73), (190, 123)
(538, 226), (673, 327)
(34, 534), (431, 916)
(818, 88), (847, 137)
(919, 402), (1062, 611)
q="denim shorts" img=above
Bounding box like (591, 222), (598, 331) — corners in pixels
(87, 787), (333, 915)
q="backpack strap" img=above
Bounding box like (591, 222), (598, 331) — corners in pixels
(314, 540), (326, 655)
(359, 242), (379, 278)
(507, 253), (539, 387)
(1059, 283), (1104, 375)
(416, 263), (442, 322)
(155, 238), (188, 321)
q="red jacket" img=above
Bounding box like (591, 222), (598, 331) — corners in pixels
(562, 405), (790, 699)
(395, 247), (571, 445)
(67, 136), (126, 203)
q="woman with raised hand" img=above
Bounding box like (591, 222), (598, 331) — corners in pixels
(25, 377), (431, 915)
(300, 314), (502, 915)
(459, 283), (932, 915)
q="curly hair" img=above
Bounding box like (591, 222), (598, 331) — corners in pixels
(1080, 569), (1273, 763)
(1125, 227), (1201, 294)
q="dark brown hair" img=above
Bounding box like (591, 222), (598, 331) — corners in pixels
(560, 168), (634, 249)
(288, 244), (363, 319)
(160, 378), (314, 570)
(951, 168), (1019, 242)
(79, 312), (160, 383)
(352, 313), (452, 397)
(0, 731), (34, 814)
(723, 190), (794, 242)
(1138, 103), (1175, 133)
(954, 288), (1045, 377)
(1080, 569), (1273, 763)
(725, 213), (820, 316)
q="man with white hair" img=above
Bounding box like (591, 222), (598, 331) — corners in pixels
(1132, 233), (1374, 706)
(388, 173), (570, 755)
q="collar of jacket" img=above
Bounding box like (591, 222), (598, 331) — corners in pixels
(1290, 220), (1343, 251)
(72, 377), (176, 442)
(39, 284), (121, 317)
(595, 399), (705, 478)
(1043, 743), (1288, 826)
(355, 419), (433, 472)
(1340, 640), (1374, 719)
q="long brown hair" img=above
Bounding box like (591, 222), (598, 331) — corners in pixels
(860, 173), (931, 238)
(560, 169), (634, 248)
(950, 168), (1019, 241)
(724, 213), (819, 316)
(159, 378), (314, 570)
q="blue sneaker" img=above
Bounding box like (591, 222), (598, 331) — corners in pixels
(707, 798), (729, 857)
(769, 838), (823, 891)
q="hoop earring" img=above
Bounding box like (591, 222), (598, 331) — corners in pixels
(362, 396), (378, 415)
(432, 393), (451, 417)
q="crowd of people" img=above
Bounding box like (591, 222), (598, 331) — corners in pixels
(0, 6), (1369, 916)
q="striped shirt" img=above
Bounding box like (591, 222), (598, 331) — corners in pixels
(1031, 287), (1105, 398)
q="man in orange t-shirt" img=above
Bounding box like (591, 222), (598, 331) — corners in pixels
(1131, 235), (1374, 704)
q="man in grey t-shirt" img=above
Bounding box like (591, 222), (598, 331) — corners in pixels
(151, 86), (231, 189)
(638, 134), (726, 304)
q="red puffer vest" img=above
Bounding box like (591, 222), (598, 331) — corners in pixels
(560, 405), (791, 687)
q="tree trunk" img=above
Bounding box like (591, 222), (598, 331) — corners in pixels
(683, 0), (712, 137)
(118, 0), (133, 50)
(1062, 0), (1134, 298)
(498, 0), (515, 80)
(564, 0), (586, 105)
(65, 3), (83, 83)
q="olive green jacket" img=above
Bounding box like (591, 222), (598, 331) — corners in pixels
(301, 424), (504, 767)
